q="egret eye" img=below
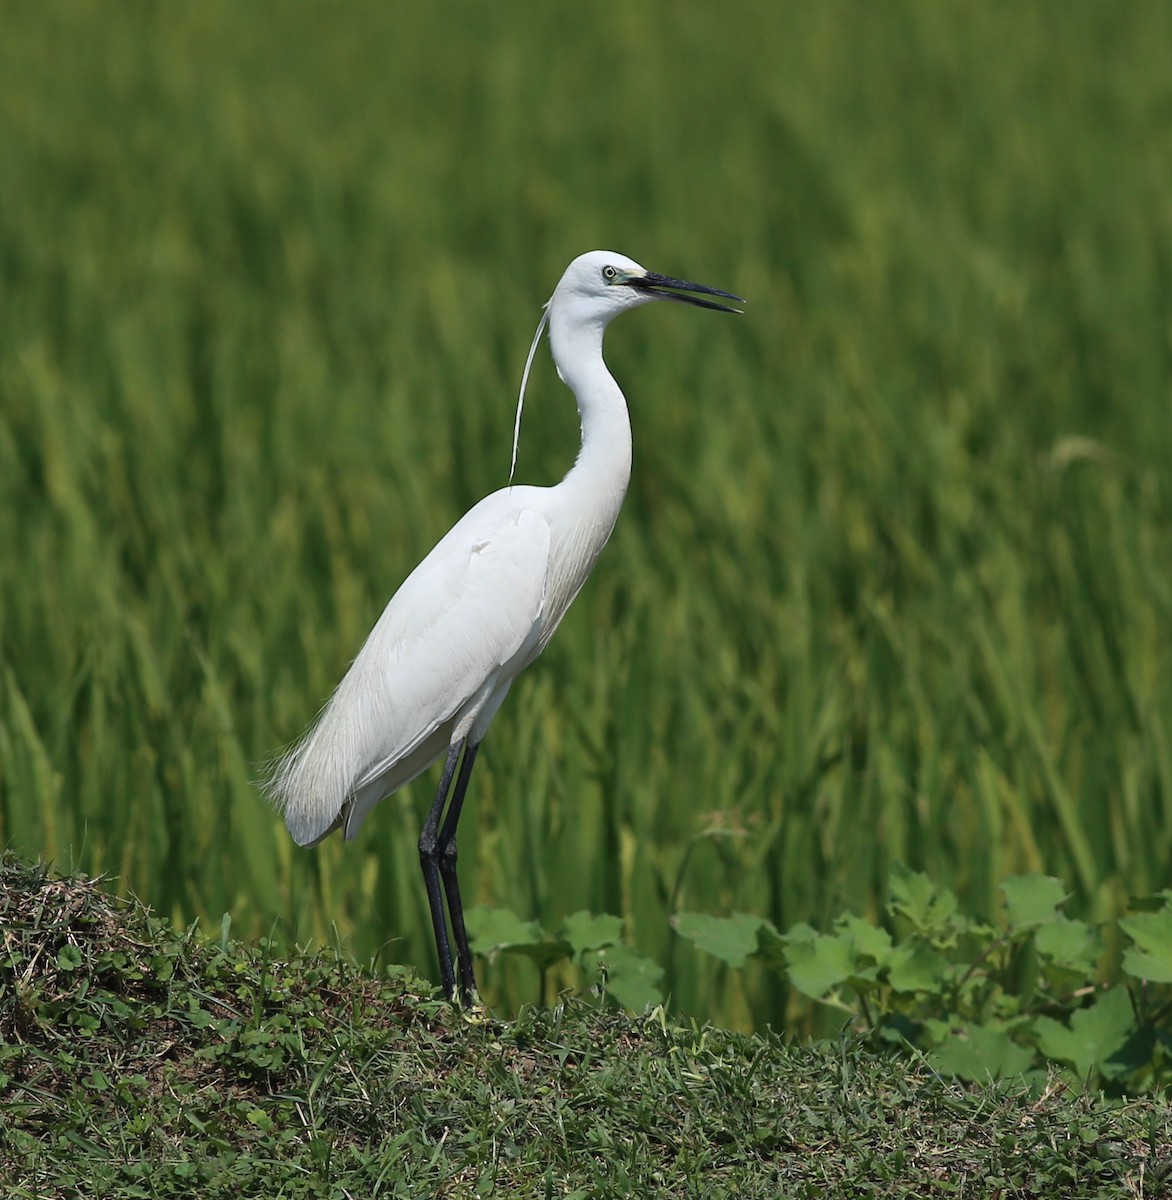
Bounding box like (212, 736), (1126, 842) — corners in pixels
(601, 265), (619, 282)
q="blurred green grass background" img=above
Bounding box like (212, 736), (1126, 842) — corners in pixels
(2, 0), (1171, 1031)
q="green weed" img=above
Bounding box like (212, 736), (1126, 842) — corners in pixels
(678, 867), (1172, 1091)
(4, 853), (1170, 1197)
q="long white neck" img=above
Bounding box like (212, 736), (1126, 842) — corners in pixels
(548, 309), (633, 520)
(522, 306), (632, 629)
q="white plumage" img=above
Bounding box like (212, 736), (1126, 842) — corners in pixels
(265, 250), (742, 999)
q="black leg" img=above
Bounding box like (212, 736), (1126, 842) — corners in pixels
(437, 741), (480, 1002)
(418, 741), (463, 999)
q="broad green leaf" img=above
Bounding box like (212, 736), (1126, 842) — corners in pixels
(930, 1022), (1033, 1081)
(1121, 949), (1172, 985)
(1119, 904), (1172, 984)
(922, 1017), (954, 1044)
(56, 945), (83, 971)
(1000, 874), (1068, 929)
(466, 906), (545, 953)
(467, 906), (570, 970)
(559, 911), (624, 956)
(1033, 987), (1135, 1079)
(835, 914), (893, 964)
(594, 945), (664, 1013)
(755, 921), (787, 975)
(672, 911), (763, 969)
(150, 954), (176, 982)
(888, 864), (959, 934)
(1034, 917), (1100, 974)
(501, 940), (574, 971)
(885, 940), (948, 994)
(1124, 890), (1172, 914)
(783, 924), (857, 999)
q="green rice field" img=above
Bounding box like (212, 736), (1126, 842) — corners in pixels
(2, 1), (1171, 1031)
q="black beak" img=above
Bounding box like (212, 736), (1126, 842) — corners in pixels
(628, 271), (745, 313)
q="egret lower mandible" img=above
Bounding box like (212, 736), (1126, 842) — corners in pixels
(266, 251), (743, 1001)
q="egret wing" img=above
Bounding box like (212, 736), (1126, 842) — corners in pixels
(271, 498), (551, 845)
(350, 502), (552, 783)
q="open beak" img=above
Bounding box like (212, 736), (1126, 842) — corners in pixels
(627, 271), (745, 313)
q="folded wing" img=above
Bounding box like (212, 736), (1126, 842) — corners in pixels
(269, 501), (552, 846)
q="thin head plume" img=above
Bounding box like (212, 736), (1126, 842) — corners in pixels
(510, 301), (550, 483)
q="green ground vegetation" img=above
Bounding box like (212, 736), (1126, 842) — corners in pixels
(4, 855), (1170, 1198)
(2, 2), (1172, 1031)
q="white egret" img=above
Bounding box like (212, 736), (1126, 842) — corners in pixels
(267, 250), (743, 1000)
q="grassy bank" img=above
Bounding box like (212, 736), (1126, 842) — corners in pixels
(3, 855), (1169, 1197)
(2, 1), (1171, 1030)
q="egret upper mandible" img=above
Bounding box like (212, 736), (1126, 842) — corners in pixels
(266, 250), (743, 1001)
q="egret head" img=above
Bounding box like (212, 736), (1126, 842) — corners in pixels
(550, 250), (743, 326)
(510, 250), (743, 481)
